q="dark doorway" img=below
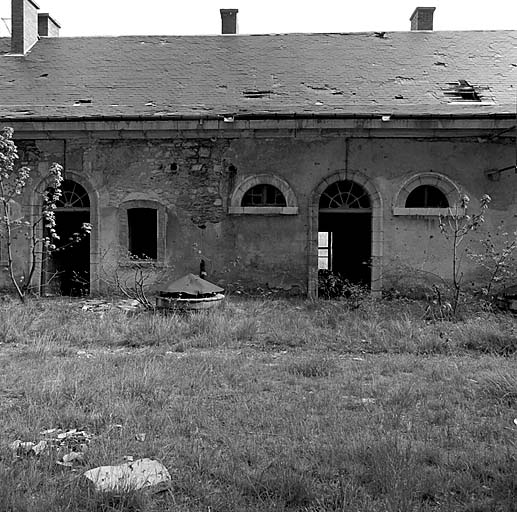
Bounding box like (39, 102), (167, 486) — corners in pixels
(318, 180), (372, 285)
(41, 180), (91, 296)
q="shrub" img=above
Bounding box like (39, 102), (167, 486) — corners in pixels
(318, 270), (369, 305)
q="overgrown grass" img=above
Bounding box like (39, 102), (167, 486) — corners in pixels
(1, 296), (515, 356)
(0, 297), (515, 511)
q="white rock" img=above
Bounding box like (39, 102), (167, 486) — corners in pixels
(9, 440), (22, 451)
(32, 440), (48, 455)
(64, 452), (85, 463)
(83, 458), (171, 492)
(58, 452), (85, 467)
(40, 428), (58, 435)
(10, 440), (35, 454)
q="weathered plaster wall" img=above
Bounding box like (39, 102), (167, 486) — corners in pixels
(3, 131), (515, 296)
(80, 138), (233, 291)
(347, 138), (517, 288)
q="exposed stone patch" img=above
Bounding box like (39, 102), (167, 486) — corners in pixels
(90, 139), (229, 227)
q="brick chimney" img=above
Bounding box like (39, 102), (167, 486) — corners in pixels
(410, 7), (436, 31)
(38, 13), (60, 37)
(11, 0), (40, 54)
(220, 9), (238, 35)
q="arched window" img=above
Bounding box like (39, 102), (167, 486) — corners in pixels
(393, 173), (461, 216)
(56, 180), (90, 209)
(241, 184), (287, 207)
(319, 180), (371, 210)
(229, 174), (298, 215)
(405, 185), (449, 208)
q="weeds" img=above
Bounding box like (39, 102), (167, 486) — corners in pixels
(479, 370), (517, 403)
(454, 317), (517, 355)
(284, 354), (338, 378)
(0, 298), (515, 511)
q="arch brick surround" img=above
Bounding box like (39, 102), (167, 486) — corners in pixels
(32, 171), (100, 294)
(229, 174), (298, 215)
(308, 170), (383, 298)
(393, 172), (461, 216)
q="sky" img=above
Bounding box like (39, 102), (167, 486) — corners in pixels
(1, 0), (517, 37)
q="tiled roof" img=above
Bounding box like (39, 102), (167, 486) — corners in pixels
(0, 31), (516, 120)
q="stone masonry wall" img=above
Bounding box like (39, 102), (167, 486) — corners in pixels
(2, 131), (515, 297)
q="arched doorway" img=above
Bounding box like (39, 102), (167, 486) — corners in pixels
(318, 180), (372, 285)
(41, 180), (91, 296)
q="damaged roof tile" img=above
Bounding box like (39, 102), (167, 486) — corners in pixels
(444, 80), (484, 102)
(0, 30), (515, 118)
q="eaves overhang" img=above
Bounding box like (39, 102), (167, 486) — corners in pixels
(4, 112), (516, 139)
(2, 111), (517, 123)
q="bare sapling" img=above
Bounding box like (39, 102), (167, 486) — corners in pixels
(439, 193), (491, 314)
(469, 224), (517, 300)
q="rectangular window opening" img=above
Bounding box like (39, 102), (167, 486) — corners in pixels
(318, 231), (332, 270)
(127, 208), (158, 260)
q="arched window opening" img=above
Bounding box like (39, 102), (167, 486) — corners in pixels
(241, 184), (287, 207)
(405, 185), (449, 208)
(319, 180), (371, 210)
(51, 180), (90, 209)
(42, 179), (91, 296)
(318, 180), (372, 286)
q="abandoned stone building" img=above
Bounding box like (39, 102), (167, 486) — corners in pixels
(0, 0), (516, 297)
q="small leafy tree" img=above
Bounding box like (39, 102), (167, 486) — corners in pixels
(439, 193), (491, 314)
(0, 126), (90, 302)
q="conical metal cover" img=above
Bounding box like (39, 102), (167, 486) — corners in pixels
(159, 273), (224, 295)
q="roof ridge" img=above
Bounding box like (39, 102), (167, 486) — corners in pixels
(2, 29), (517, 41)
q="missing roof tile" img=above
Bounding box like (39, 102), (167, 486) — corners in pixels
(243, 90), (272, 99)
(73, 99), (92, 107)
(303, 83), (345, 95)
(303, 83), (328, 91)
(444, 80), (481, 102)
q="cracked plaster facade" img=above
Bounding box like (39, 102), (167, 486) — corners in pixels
(2, 124), (515, 297)
(1, 8), (516, 297)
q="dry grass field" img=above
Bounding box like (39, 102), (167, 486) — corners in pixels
(0, 297), (515, 511)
